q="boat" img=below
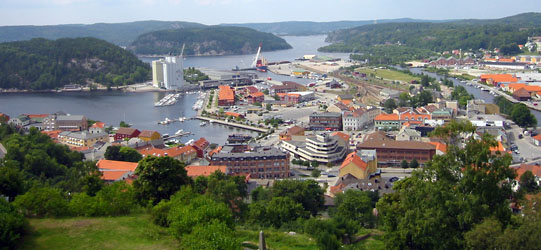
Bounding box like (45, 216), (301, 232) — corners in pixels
(179, 117), (186, 122)
(162, 134), (169, 138)
(175, 129), (184, 135)
(186, 139), (195, 145)
(200, 122), (207, 126)
(252, 43), (268, 72)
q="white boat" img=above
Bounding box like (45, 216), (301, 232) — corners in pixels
(186, 139), (195, 145)
(200, 122), (207, 126)
(175, 129), (184, 135)
(179, 117), (186, 122)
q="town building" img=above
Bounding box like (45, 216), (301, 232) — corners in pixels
(192, 137), (210, 158)
(374, 113), (401, 131)
(512, 164), (541, 191)
(8, 115), (30, 127)
(339, 150), (377, 180)
(185, 165), (229, 178)
(114, 128), (141, 141)
(218, 85), (235, 106)
(357, 133), (436, 167)
(58, 131), (108, 147)
(0, 113), (9, 124)
(532, 134), (541, 146)
(96, 159), (138, 183)
(280, 132), (348, 164)
(512, 88), (531, 101)
(309, 112), (342, 131)
(379, 88), (401, 99)
(396, 127), (422, 141)
(209, 146), (290, 179)
(342, 108), (379, 131)
(152, 56), (183, 90)
(279, 126), (305, 141)
(270, 81), (306, 94)
(139, 145), (198, 164)
(467, 99), (500, 117)
(480, 74), (519, 87)
(89, 122), (106, 134)
(246, 92), (265, 104)
(138, 130), (161, 142)
(43, 113), (88, 131)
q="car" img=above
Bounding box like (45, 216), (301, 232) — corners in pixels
(389, 177), (399, 182)
(327, 174), (336, 177)
(518, 134), (524, 139)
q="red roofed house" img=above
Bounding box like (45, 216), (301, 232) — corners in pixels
(89, 122), (106, 134)
(480, 74), (519, 87)
(192, 137), (210, 158)
(277, 93), (301, 104)
(532, 134), (541, 146)
(512, 88), (531, 101)
(185, 165), (229, 178)
(0, 113), (9, 124)
(41, 130), (62, 142)
(96, 159), (139, 183)
(247, 92), (264, 104)
(339, 151), (377, 180)
(374, 113), (401, 131)
(224, 112), (244, 119)
(279, 125), (305, 141)
(114, 127), (140, 141)
(513, 164), (541, 191)
(218, 85), (235, 106)
(139, 145), (197, 164)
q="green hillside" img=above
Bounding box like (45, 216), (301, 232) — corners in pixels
(0, 21), (205, 46)
(320, 13), (541, 53)
(0, 37), (150, 90)
(130, 26), (292, 56)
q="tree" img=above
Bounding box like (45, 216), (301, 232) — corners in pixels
(0, 162), (25, 201)
(14, 187), (69, 217)
(464, 218), (503, 250)
(104, 145), (121, 161)
(377, 120), (515, 249)
(399, 92), (410, 107)
(272, 180), (324, 216)
(118, 147), (142, 162)
(421, 74), (430, 87)
(409, 158), (419, 168)
(519, 170), (538, 193)
(511, 104), (537, 128)
(181, 220), (239, 250)
(384, 99), (397, 113)
(400, 159), (409, 169)
(311, 169), (321, 178)
(266, 103), (272, 111)
(333, 190), (373, 228)
(119, 121), (131, 128)
(133, 156), (191, 206)
(500, 43), (522, 56)
(0, 199), (26, 248)
(249, 197), (307, 228)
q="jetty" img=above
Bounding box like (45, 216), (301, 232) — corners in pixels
(196, 116), (269, 133)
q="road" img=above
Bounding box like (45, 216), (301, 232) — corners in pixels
(508, 125), (541, 162)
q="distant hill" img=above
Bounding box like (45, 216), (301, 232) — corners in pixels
(0, 37), (150, 90)
(0, 21), (205, 46)
(320, 13), (541, 53)
(220, 19), (447, 36)
(130, 26), (292, 56)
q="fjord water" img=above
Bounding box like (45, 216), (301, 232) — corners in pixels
(0, 35), (349, 145)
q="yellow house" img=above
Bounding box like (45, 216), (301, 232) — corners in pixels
(139, 130), (161, 141)
(339, 151), (377, 180)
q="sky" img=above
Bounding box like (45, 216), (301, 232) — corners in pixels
(0, 0), (540, 26)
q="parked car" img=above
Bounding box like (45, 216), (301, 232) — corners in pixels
(518, 134), (524, 139)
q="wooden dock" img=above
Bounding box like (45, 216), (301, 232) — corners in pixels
(196, 116), (269, 133)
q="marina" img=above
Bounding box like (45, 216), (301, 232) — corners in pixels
(154, 93), (181, 107)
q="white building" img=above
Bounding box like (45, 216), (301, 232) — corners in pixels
(152, 56), (183, 90)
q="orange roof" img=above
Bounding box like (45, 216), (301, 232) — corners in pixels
(101, 170), (131, 181)
(178, 145), (197, 155)
(193, 137), (209, 149)
(139, 145), (196, 158)
(97, 159), (138, 171)
(91, 122), (105, 128)
(41, 130), (62, 139)
(340, 152), (368, 170)
(70, 146), (91, 152)
(481, 74), (519, 84)
(514, 164), (541, 181)
(185, 165), (227, 177)
(23, 114), (49, 119)
(332, 131), (350, 142)
(251, 92), (264, 97)
(225, 111), (242, 117)
(208, 146), (223, 157)
(218, 85), (235, 101)
(374, 113), (399, 121)
(498, 58), (515, 63)
(429, 142), (447, 153)
(532, 134), (541, 141)
(490, 141), (506, 153)
(484, 58), (498, 62)
(340, 100), (352, 106)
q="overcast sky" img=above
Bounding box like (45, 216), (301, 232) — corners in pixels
(1, 0), (540, 26)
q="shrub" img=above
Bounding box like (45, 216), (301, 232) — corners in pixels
(69, 181), (136, 216)
(0, 199), (26, 248)
(14, 187), (69, 217)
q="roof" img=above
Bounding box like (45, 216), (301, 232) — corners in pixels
(59, 131), (108, 140)
(101, 171), (132, 182)
(480, 74), (519, 84)
(139, 145), (196, 158)
(532, 134), (541, 141)
(225, 112), (242, 117)
(193, 138), (210, 149)
(41, 130), (62, 139)
(139, 130), (160, 138)
(339, 94), (354, 100)
(56, 115), (86, 121)
(185, 165), (227, 177)
(310, 112), (342, 118)
(91, 122), (105, 128)
(340, 100), (352, 106)
(340, 152), (368, 170)
(428, 142), (447, 153)
(514, 164), (541, 181)
(250, 92), (264, 98)
(97, 159), (138, 171)
(357, 140), (436, 150)
(208, 146), (223, 157)
(245, 86), (259, 94)
(374, 113), (399, 121)
(218, 85), (235, 101)
(332, 131), (350, 142)
(490, 141), (506, 153)
(513, 88), (531, 98)
(116, 127), (140, 135)
(281, 125), (305, 136)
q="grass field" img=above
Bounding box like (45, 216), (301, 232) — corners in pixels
(18, 215), (180, 250)
(356, 68), (420, 83)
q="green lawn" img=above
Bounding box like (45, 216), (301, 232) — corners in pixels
(356, 68), (420, 83)
(18, 215), (180, 250)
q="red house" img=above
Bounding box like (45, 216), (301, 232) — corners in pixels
(192, 137), (210, 158)
(247, 92), (265, 104)
(114, 127), (141, 141)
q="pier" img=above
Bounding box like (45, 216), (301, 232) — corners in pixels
(196, 116), (269, 133)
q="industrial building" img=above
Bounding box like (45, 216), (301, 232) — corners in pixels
(152, 56), (184, 90)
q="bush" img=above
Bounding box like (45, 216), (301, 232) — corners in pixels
(0, 199), (26, 248)
(14, 187), (69, 217)
(69, 181), (136, 216)
(151, 200), (172, 227)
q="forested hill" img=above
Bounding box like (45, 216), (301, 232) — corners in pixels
(0, 37), (150, 90)
(320, 12), (541, 53)
(220, 18), (446, 36)
(0, 21), (205, 46)
(130, 26), (292, 56)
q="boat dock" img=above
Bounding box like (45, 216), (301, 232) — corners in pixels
(155, 93), (181, 107)
(196, 116), (269, 133)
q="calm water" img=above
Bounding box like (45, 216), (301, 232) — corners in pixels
(0, 35), (349, 145)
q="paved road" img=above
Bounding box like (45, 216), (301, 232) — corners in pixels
(508, 125), (541, 161)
